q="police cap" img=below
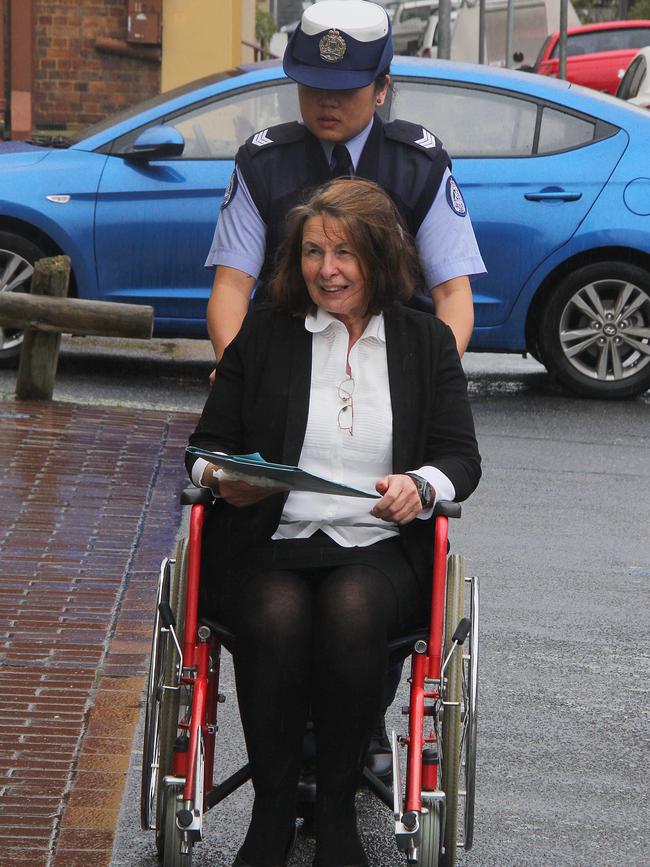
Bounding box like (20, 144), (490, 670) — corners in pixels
(283, 0), (393, 90)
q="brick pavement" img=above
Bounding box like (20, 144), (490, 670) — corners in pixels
(0, 401), (198, 867)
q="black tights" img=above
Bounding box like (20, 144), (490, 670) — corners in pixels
(221, 564), (404, 867)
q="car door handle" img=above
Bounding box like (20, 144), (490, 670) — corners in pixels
(524, 189), (582, 202)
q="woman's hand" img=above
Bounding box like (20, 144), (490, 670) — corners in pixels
(200, 462), (285, 507)
(371, 474), (424, 525)
(219, 477), (284, 507)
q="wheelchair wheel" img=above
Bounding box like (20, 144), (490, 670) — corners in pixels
(418, 802), (442, 866)
(440, 554), (465, 867)
(141, 555), (175, 831)
(156, 537), (190, 857)
(461, 575), (480, 850)
(162, 783), (192, 866)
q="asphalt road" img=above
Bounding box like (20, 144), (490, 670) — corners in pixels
(4, 338), (648, 866)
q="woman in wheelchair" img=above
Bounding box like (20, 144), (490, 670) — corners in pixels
(185, 178), (481, 867)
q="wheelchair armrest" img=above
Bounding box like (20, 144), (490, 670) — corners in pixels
(433, 500), (461, 519)
(180, 487), (214, 506)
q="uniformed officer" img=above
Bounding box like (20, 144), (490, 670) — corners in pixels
(203, 0), (485, 785)
(205, 0), (485, 365)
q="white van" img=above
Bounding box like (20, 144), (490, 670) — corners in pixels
(380, 0), (441, 54)
(418, 0), (580, 68)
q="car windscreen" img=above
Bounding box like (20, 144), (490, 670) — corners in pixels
(66, 68), (243, 146)
(551, 27), (650, 59)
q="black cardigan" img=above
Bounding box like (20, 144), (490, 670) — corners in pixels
(187, 303), (481, 592)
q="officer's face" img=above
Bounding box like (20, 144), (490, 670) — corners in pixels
(298, 79), (389, 143)
(301, 216), (369, 330)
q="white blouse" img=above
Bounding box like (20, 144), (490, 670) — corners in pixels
(272, 309), (454, 547)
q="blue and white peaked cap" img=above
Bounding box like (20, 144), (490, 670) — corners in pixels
(283, 0), (393, 90)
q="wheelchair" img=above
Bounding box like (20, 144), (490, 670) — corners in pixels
(140, 487), (480, 867)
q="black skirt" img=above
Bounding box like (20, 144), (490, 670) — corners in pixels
(202, 530), (429, 637)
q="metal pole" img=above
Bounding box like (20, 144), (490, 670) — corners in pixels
(559, 0), (568, 80)
(505, 0), (514, 69)
(478, 0), (486, 64)
(438, 0), (452, 60)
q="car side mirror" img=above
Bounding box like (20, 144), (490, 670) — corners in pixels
(122, 125), (185, 160)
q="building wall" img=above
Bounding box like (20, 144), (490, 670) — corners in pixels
(1, 0), (259, 137)
(32, 0), (160, 130)
(161, 0), (254, 92)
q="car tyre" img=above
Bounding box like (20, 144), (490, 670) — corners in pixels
(0, 232), (48, 367)
(538, 261), (650, 399)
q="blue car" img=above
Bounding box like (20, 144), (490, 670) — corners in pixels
(1, 58), (649, 398)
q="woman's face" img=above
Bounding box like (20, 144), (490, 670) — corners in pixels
(298, 78), (389, 143)
(301, 216), (369, 328)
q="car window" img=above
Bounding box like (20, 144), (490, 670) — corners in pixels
(628, 56), (647, 98)
(110, 80), (299, 159)
(552, 27), (650, 58)
(616, 55), (641, 99)
(390, 79), (605, 157)
(390, 80), (538, 156)
(400, 4), (435, 22)
(537, 106), (595, 153)
(169, 82), (299, 158)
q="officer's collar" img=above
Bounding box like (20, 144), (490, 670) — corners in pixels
(314, 116), (375, 172)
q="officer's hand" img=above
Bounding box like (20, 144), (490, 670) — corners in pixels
(209, 368), (216, 384)
(371, 474), (422, 525)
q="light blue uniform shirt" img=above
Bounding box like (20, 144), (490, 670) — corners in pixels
(205, 120), (486, 289)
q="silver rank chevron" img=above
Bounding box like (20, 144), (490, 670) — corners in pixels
(414, 129), (436, 149)
(252, 129), (273, 147)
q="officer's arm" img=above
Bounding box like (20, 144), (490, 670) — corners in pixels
(416, 168), (485, 357)
(430, 276), (474, 357)
(207, 266), (256, 363)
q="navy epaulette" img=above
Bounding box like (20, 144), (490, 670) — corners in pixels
(384, 119), (445, 159)
(244, 122), (306, 156)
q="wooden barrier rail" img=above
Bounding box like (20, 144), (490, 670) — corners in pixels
(0, 255), (154, 400)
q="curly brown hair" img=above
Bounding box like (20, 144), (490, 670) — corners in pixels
(268, 178), (421, 317)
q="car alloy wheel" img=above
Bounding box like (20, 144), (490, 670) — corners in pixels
(539, 261), (650, 399)
(0, 232), (47, 365)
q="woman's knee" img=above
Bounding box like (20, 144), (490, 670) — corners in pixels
(236, 570), (312, 644)
(315, 566), (395, 644)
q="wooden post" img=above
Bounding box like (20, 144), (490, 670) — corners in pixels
(16, 256), (70, 400)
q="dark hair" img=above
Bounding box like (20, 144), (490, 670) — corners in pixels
(269, 178), (421, 317)
(374, 66), (391, 91)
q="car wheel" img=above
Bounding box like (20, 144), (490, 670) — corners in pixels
(538, 261), (650, 399)
(0, 232), (48, 367)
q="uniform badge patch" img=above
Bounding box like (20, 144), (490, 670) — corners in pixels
(252, 129), (273, 147)
(319, 29), (347, 63)
(414, 128), (436, 149)
(446, 176), (467, 217)
(221, 170), (238, 210)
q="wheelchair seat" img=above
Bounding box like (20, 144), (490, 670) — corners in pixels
(198, 616), (427, 664)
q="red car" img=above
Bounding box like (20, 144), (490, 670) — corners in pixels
(535, 20), (650, 94)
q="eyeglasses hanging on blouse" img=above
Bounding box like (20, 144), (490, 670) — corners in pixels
(337, 376), (355, 436)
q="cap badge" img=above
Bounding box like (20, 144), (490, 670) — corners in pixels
(319, 29), (347, 63)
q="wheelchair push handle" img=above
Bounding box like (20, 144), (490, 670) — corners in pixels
(451, 617), (471, 645)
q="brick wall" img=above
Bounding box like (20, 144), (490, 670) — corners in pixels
(32, 0), (160, 131)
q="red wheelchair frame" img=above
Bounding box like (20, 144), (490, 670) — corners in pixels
(140, 487), (479, 867)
